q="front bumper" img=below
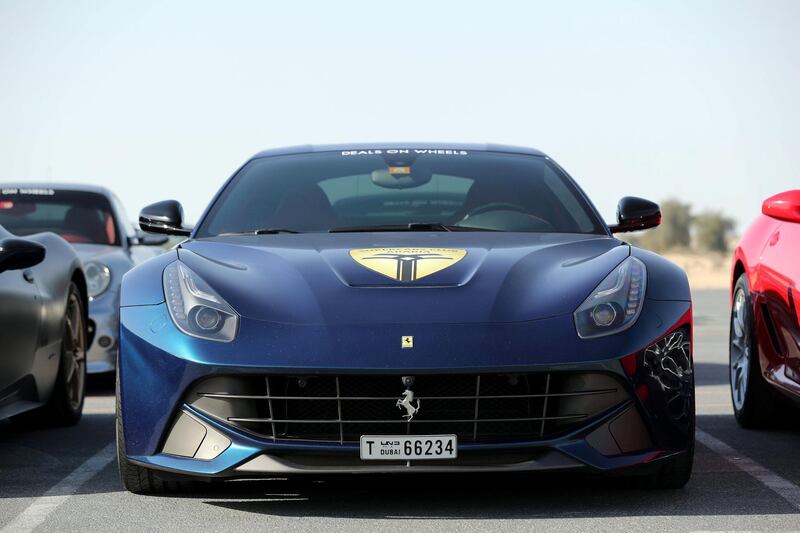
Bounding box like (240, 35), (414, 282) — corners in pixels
(86, 291), (120, 374)
(119, 299), (693, 478)
(129, 403), (680, 477)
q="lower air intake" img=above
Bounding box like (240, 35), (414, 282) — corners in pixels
(184, 372), (628, 444)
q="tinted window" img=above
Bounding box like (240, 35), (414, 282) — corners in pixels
(0, 188), (120, 245)
(197, 151), (604, 236)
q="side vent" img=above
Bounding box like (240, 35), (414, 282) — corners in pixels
(760, 303), (785, 357)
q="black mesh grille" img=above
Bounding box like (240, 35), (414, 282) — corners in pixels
(186, 372), (627, 444)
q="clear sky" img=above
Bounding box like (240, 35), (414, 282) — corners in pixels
(1, 0), (797, 230)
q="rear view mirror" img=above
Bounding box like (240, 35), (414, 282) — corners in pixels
(0, 238), (46, 273)
(139, 200), (192, 236)
(762, 190), (800, 223)
(609, 197), (662, 233)
(371, 166), (433, 189)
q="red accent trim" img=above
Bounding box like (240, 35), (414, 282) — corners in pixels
(621, 352), (638, 376)
(636, 384), (649, 402)
(666, 306), (693, 335)
(618, 305), (693, 378)
(650, 305), (693, 356)
(643, 451), (663, 462)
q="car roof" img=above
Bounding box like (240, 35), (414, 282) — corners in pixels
(0, 182), (114, 197)
(251, 143), (547, 160)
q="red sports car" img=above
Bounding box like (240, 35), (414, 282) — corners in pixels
(730, 190), (800, 426)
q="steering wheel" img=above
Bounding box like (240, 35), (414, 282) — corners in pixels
(458, 202), (554, 230)
(463, 202), (529, 219)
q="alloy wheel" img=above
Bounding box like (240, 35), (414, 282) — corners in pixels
(63, 292), (86, 410)
(730, 287), (750, 412)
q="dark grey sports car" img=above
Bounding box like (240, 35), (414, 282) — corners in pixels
(0, 223), (88, 425)
(0, 184), (166, 374)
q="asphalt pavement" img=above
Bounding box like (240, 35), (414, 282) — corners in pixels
(2, 289), (800, 532)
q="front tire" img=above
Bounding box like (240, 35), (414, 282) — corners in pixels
(14, 282), (87, 426)
(116, 370), (195, 495)
(730, 274), (783, 428)
(634, 419), (694, 489)
(621, 448), (694, 490)
(655, 446), (694, 489)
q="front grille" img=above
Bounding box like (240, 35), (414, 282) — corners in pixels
(185, 372), (627, 444)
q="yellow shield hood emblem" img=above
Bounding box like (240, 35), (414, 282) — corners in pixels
(349, 247), (467, 282)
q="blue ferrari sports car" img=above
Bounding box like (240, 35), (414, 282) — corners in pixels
(117, 144), (694, 493)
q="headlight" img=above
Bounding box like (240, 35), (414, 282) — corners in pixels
(163, 261), (239, 342)
(574, 256), (646, 339)
(85, 261), (111, 298)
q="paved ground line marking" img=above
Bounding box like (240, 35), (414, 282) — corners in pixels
(1, 441), (116, 533)
(696, 428), (800, 511)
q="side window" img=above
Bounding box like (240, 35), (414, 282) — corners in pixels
(543, 168), (595, 233)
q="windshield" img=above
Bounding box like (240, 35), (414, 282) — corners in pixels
(0, 188), (120, 245)
(196, 150), (605, 237)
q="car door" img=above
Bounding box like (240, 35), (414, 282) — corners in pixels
(0, 266), (42, 393)
(758, 221), (800, 387)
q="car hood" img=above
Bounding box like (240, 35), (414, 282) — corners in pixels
(178, 233), (629, 326)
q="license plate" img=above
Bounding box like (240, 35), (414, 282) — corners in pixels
(359, 435), (457, 460)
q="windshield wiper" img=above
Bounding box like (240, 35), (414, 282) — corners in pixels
(330, 223), (451, 233)
(329, 223), (498, 233)
(219, 228), (301, 236)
